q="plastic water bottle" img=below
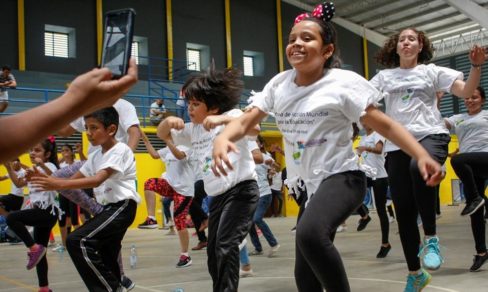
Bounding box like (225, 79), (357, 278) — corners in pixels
(129, 244), (137, 269)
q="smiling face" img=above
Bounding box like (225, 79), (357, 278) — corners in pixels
(286, 20), (333, 73)
(464, 89), (485, 115)
(187, 98), (218, 124)
(396, 29), (422, 63)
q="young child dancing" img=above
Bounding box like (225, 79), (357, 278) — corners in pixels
(157, 67), (260, 292)
(211, 2), (443, 292)
(32, 107), (140, 291)
(6, 137), (59, 292)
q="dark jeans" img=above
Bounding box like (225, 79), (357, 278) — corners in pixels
(386, 133), (450, 271)
(191, 180), (208, 242)
(249, 194), (278, 251)
(66, 200), (136, 292)
(7, 206), (58, 287)
(271, 189), (283, 216)
(450, 152), (488, 253)
(207, 180), (259, 292)
(295, 171), (366, 292)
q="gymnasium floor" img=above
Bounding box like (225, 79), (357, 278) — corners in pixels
(0, 205), (486, 292)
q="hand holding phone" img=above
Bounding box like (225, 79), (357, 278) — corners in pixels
(100, 8), (136, 79)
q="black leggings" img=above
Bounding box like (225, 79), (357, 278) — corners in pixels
(295, 171), (366, 292)
(191, 180), (208, 242)
(450, 152), (488, 254)
(368, 177), (390, 244)
(386, 134), (450, 271)
(6, 207), (58, 287)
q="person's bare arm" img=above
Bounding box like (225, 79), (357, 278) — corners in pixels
(157, 116), (185, 141)
(451, 46), (487, 98)
(203, 115), (260, 136)
(356, 141), (383, 155)
(0, 59), (138, 163)
(31, 168), (113, 191)
(140, 130), (160, 159)
(56, 124), (76, 137)
(4, 163), (27, 187)
(126, 125), (141, 152)
(165, 139), (187, 160)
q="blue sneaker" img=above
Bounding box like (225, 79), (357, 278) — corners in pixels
(419, 236), (443, 270)
(404, 269), (431, 292)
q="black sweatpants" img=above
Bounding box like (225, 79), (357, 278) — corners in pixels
(191, 180), (208, 242)
(66, 200), (136, 292)
(295, 171), (366, 292)
(386, 133), (450, 271)
(450, 152), (488, 254)
(368, 177), (390, 244)
(207, 180), (259, 292)
(6, 206), (58, 287)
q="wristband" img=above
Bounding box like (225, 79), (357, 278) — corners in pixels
(471, 63), (482, 68)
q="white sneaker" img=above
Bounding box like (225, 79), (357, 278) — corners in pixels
(51, 244), (65, 252)
(239, 268), (254, 278)
(388, 216), (395, 223)
(268, 244), (280, 257)
(336, 225), (347, 233)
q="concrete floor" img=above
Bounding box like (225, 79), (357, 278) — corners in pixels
(0, 204), (486, 292)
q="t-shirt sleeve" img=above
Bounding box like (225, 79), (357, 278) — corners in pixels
(171, 123), (192, 147)
(247, 141), (259, 152)
(445, 115), (457, 130)
(98, 149), (126, 174)
(119, 101), (141, 133)
(373, 132), (385, 145)
(79, 157), (94, 177)
(429, 64), (463, 93)
(248, 73), (287, 114)
(69, 117), (85, 133)
(342, 73), (382, 122)
(157, 148), (169, 160)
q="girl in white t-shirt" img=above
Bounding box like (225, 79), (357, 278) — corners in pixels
(371, 27), (487, 284)
(6, 137), (59, 292)
(0, 158), (26, 215)
(445, 86), (488, 271)
(211, 3), (443, 292)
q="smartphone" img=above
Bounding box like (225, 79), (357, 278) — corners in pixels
(100, 8), (136, 79)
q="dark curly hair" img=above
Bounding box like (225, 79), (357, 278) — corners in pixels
(476, 86), (486, 100)
(375, 28), (434, 68)
(183, 66), (243, 114)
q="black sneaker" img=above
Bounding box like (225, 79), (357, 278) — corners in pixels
(121, 275), (135, 291)
(176, 255), (192, 268)
(461, 197), (485, 216)
(376, 244), (391, 258)
(470, 253), (488, 272)
(137, 217), (158, 229)
(357, 216), (371, 232)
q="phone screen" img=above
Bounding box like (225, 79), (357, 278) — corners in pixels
(101, 9), (135, 78)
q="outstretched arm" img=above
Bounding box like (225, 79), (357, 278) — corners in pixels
(0, 59), (138, 163)
(451, 45), (487, 98)
(31, 168), (113, 191)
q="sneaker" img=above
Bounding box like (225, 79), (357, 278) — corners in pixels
(357, 216), (371, 231)
(138, 217), (158, 229)
(388, 216), (395, 223)
(51, 244), (65, 252)
(470, 253), (488, 272)
(376, 244), (391, 258)
(404, 269), (431, 292)
(176, 255), (192, 268)
(336, 224), (347, 233)
(268, 244), (280, 258)
(419, 236), (443, 270)
(239, 268), (254, 277)
(121, 275), (135, 291)
(249, 249), (263, 256)
(26, 244), (47, 270)
(191, 241), (207, 251)
(461, 197), (485, 216)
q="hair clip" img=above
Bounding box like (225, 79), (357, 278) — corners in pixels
(47, 135), (56, 143)
(294, 2), (335, 24)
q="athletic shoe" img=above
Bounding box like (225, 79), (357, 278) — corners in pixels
(121, 275), (135, 291)
(461, 197), (485, 216)
(176, 255), (192, 268)
(249, 249), (263, 256)
(137, 217), (158, 229)
(419, 236), (443, 270)
(470, 253), (488, 272)
(403, 269), (431, 292)
(26, 244), (47, 270)
(191, 241), (207, 250)
(51, 244), (65, 252)
(166, 228), (176, 236)
(376, 244), (391, 258)
(336, 225), (347, 233)
(268, 244), (280, 258)
(239, 268), (254, 278)
(357, 216), (371, 231)
(388, 216), (395, 223)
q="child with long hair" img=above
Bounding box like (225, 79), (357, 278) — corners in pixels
(211, 2), (443, 291)
(6, 137), (59, 292)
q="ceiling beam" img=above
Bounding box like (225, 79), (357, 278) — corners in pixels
(282, 0), (387, 47)
(444, 0), (488, 30)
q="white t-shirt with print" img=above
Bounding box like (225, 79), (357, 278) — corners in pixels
(70, 99), (140, 153)
(250, 68), (380, 195)
(171, 109), (257, 196)
(80, 142), (140, 205)
(370, 64), (462, 152)
(445, 110), (488, 153)
(9, 169), (26, 197)
(358, 132), (387, 179)
(28, 163), (58, 208)
(158, 146), (195, 197)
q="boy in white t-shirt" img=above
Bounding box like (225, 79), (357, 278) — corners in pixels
(32, 107), (140, 291)
(157, 67), (260, 292)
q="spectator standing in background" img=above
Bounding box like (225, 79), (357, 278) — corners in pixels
(0, 65), (17, 113)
